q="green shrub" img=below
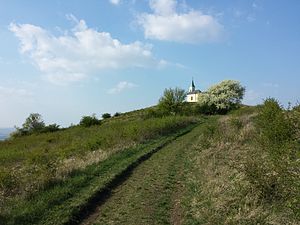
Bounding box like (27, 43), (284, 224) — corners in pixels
(113, 112), (121, 117)
(42, 124), (60, 133)
(102, 113), (111, 119)
(256, 98), (293, 157)
(11, 114), (61, 137)
(245, 98), (299, 206)
(79, 115), (101, 127)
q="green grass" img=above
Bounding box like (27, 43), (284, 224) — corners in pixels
(1, 123), (198, 225)
(0, 113), (197, 224)
(1, 104), (299, 225)
(87, 118), (206, 225)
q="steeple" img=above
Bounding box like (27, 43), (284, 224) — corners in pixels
(189, 78), (195, 92)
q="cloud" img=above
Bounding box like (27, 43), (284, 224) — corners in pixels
(262, 83), (279, 88)
(0, 86), (33, 102)
(108, 81), (137, 94)
(0, 86), (32, 97)
(149, 0), (177, 16)
(10, 15), (159, 85)
(137, 0), (224, 44)
(109, 0), (121, 5)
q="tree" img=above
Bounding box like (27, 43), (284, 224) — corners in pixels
(10, 113), (46, 138)
(198, 80), (245, 114)
(102, 113), (111, 119)
(22, 113), (45, 133)
(80, 115), (101, 127)
(158, 87), (186, 115)
(113, 112), (121, 117)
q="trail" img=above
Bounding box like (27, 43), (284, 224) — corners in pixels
(79, 124), (201, 225)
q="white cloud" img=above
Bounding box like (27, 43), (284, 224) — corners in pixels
(0, 86), (32, 97)
(10, 15), (159, 85)
(108, 81), (137, 94)
(149, 0), (177, 16)
(137, 0), (224, 44)
(0, 86), (32, 102)
(262, 83), (279, 88)
(109, 0), (121, 5)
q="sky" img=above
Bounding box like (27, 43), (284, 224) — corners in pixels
(0, 0), (300, 128)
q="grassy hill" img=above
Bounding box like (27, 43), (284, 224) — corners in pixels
(0, 104), (299, 224)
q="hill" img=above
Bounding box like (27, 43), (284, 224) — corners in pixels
(0, 104), (299, 224)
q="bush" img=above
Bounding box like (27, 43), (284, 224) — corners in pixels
(22, 113), (45, 132)
(245, 98), (299, 205)
(10, 127), (29, 138)
(79, 115), (101, 127)
(113, 112), (121, 117)
(42, 124), (60, 133)
(256, 98), (294, 156)
(10, 113), (52, 137)
(158, 87), (186, 115)
(102, 113), (111, 119)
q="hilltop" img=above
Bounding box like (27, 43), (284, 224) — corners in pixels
(0, 82), (299, 224)
(0, 102), (299, 225)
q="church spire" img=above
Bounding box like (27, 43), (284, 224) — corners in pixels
(189, 78), (196, 92)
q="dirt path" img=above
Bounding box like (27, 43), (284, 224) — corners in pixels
(80, 125), (201, 225)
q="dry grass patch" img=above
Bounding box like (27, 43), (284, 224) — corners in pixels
(183, 108), (299, 224)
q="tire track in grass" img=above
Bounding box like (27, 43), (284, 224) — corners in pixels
(55, 125), (196, 225)
(80, 123), (202, 225)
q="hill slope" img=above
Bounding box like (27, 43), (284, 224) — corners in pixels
(79, 107), (300, 225)
(1, 105), (299, 224)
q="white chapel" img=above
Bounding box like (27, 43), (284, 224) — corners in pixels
(186, 79), (202, 102)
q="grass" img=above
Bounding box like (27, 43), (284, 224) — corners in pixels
(1, 103), (299, 225)
(85, 117), (207, 225)
(181, 105), (300, 224)
(1, 123), (198, 225)
(0, 113), (197, 224)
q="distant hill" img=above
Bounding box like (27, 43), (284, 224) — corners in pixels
(0, 128), (14, 140)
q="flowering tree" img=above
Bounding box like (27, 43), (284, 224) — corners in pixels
(198, 80), (245, 114)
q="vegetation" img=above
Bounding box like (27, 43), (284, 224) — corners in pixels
(0, 110), (196, 224)
(11, 113), (61, 137)
(2, 126), (195, 225)
(88, 120), (201, 225)
(113, 112), (121, 117)
(102, 113), (111, 119)
(69, 102), (299, 225)
(182, 103), (299, 224)
(79, 114), (101, 127)
(152, 80), (245, 117)
(157, 87), (186, 115)
(1, 79), (298, 224)
(245, 98), (299, 208)
(198, 80), (245, 114)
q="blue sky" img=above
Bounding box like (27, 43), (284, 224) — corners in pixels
(0, 0), (300, 127)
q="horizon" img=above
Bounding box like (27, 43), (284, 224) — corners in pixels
(1, 0), (300, 127)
